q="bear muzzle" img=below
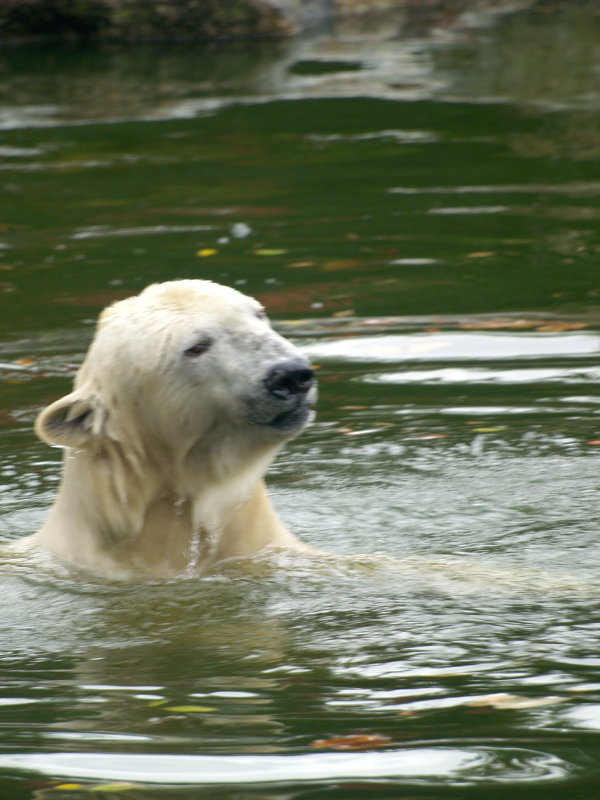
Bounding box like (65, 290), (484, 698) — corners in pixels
(263, 358), (315, 401)
(246, 357), (316, 432)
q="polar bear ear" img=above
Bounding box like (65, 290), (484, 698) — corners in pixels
(35, 391), (107, 449)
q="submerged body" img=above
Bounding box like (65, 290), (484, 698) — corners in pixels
(19, 280), (317, 579)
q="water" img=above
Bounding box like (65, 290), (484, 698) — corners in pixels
(2, 6), (600, 797)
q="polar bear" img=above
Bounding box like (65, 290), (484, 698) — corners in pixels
(21, 280), (317, 579)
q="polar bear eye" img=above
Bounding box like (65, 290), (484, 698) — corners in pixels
(256, 308), (267, 321)
(184, 337), (213, 357)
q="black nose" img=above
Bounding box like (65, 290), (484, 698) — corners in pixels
(264, 359), (314, 399)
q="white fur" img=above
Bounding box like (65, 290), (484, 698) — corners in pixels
(20, 280), (316, 579)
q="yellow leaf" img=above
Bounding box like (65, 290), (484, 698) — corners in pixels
(254, 249), (287, 256)
(55, 785), (83, 791)
(166, 705), (216, 713)
(196, 249), (217, 257)
(332, 309), (355, 318)
(471, 427), (507, 432)
(90, 783), (139, 792)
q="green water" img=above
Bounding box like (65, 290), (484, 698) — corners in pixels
(2, 6), (600, 797)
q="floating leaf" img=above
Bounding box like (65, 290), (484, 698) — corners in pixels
(460, 319), (538, 330)
(460, 318), (589, 332)
(255, 249), (287, 256)
(288, 261), (315, 268)
(535, 322), (588, 332)
(90, 783), (139, 792)
(17, 357), (36, 367)
(322, 259), (361, 271)
(471, 427), (507, 433)
(166, 705), (216, 713)
(587, 440), (600, 446)
(332, 310), (355, 318)
(311, 734), (392, 751)
(55, 785), (84, 791)
(196, 248), (217, 257)
(466, 251), (495, 258)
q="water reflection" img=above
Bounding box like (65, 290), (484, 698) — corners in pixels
(0, 5), (599, 128)
(0, 44), (287, 127)
(447, 6), (600, 110)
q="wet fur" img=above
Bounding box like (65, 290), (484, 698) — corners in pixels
(18, 280), (316, 579)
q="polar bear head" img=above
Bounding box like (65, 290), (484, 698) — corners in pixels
(35, 280), (316, 532)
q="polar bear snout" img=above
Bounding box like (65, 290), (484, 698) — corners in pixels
(245, 356), (316, 433)
(263, 359), (315, 400)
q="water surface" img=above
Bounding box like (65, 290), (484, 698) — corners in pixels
(1, 7), (600, 798)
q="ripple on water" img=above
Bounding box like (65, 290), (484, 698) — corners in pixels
(302, 332), (600, 363)
(365, 365), (600, 385)
(0, 746), (574, 786)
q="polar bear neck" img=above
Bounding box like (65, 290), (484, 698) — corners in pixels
(31, 444), (301, 579)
